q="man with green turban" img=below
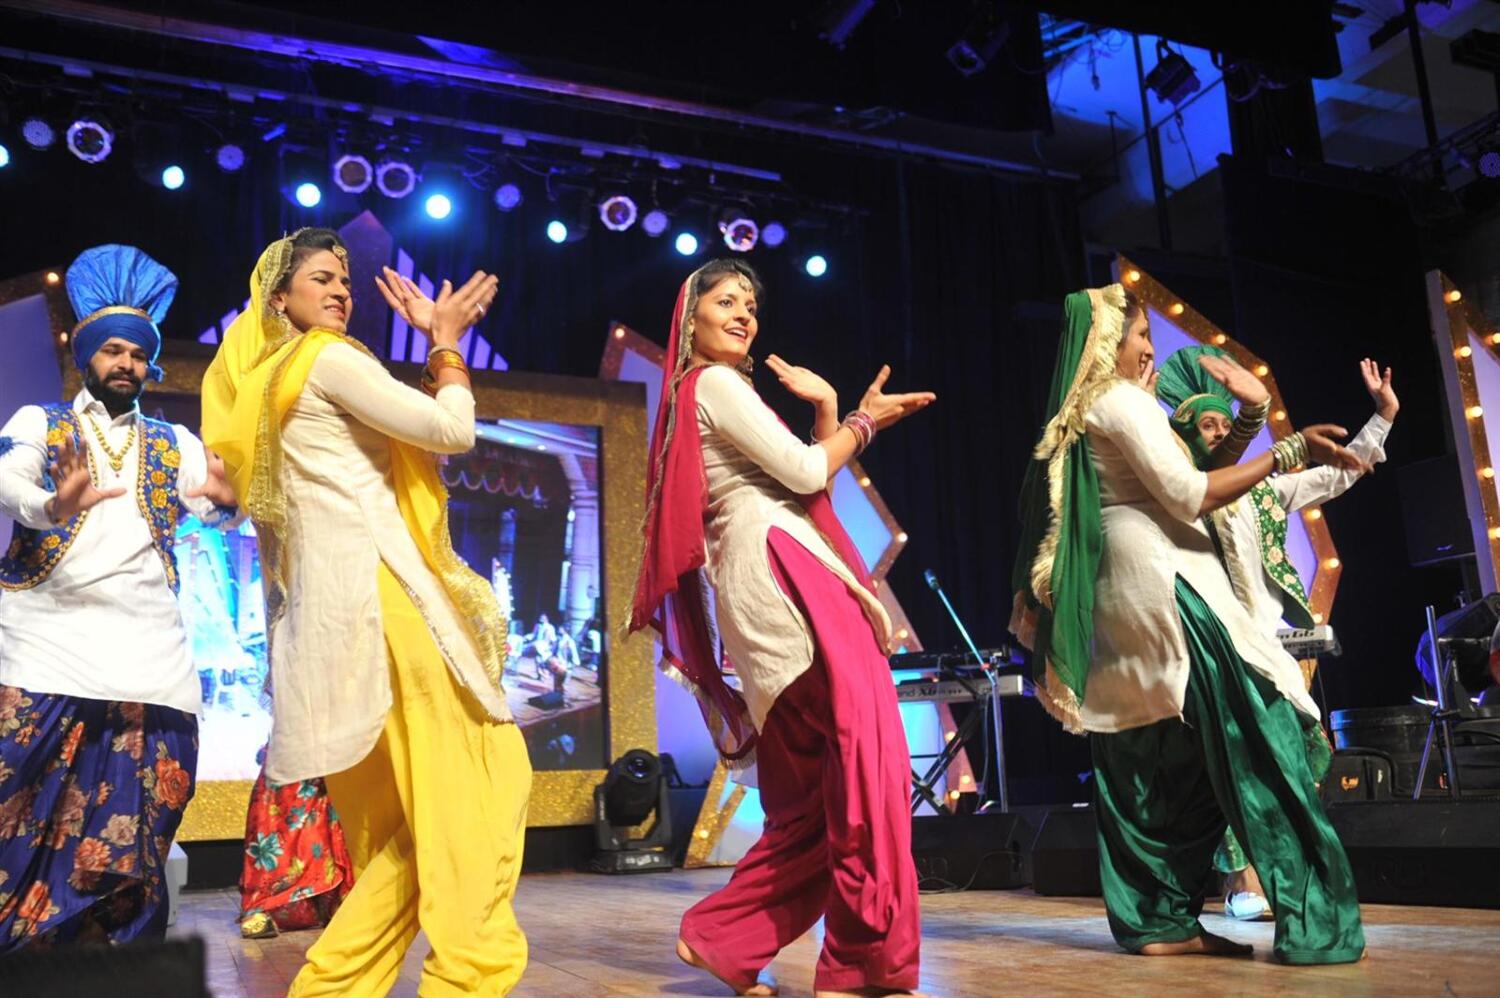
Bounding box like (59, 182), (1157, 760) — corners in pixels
(1012, 286), (1367, 964)
(1157, 344), (1397, 921)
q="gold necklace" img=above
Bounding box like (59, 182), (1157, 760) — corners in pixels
(85, 414), (136, 474)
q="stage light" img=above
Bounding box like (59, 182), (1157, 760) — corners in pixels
(674, 232), (700, 256)
(547, 219), (569, 244)
(1469, 405), (1485, 419)
(294, 181), (322, 207)
(590, 749), (674, 874)
(946, 11), (1011, 77)
(1146, 41), (1201, 106)
(817, 0), (876, 49)
(1480, 150), (1500, 179)
(1446, 289), (1464, 304)
(1458, 346), (1473, 359)
(45, 272), (60, 285)
(599, 194), (638, 232)
(333, 154), (373, 193)
(22, 118), (55, 150)
(160, 165), (185, 190)
(761, 221), (787, 247)
(1125, 269), (1141, 283)
(376, 159), (417, 199)
(215, 143), (245, 173)
(641, 209), (670, 237)
(1306, 508), (1322, 520)
(66, 118), (113, 163)
(494, 182), (523, 211)
(720, 216), (759, 253)
(424, 192), (453, 219)
(805, 254), (829, 277)
(0, 144), (9, 169)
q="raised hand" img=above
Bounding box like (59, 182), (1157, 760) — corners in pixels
(1302, 423), (1371, 474)
(431, 271), (500, 347)
(45, 436), (124, 524)
(183, 448), (238, 508)
(375, 268), (436, 334)
(765, 354), (836, 407)
(1360, 358), (1398, 421)
(1198, 354), (1269, 406)
(857, 365), (936, 430)
(1134, 358), (1158, 395)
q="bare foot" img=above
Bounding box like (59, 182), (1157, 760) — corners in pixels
(676, 938), (778, 996)
(1139, 929), (1253, 957)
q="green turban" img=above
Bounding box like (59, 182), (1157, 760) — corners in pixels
(1155, 344), (1235, 469)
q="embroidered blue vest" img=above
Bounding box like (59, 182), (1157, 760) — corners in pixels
(0, 403), (184, 594)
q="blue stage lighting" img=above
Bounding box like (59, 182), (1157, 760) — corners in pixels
(547, 219), (569, 244)
(425, 193), (453, 220)
(641, 209), (669, 237)
(0, 144), (10, 169)
(805, 254), (828, 277)
(161, 165), (185, 190)
(295, 181), (322, 208)
(494, 183), (523, 211)
(674, 232), (700, 256)
(762, 221), (787, 247)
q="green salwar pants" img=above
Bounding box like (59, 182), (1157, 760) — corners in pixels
(1090, 577), (1365, 965)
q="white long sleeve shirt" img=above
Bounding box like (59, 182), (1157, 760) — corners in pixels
(0, 389), (223, 714)
(1082, 381), (1319, 732)
(695, 365), (892, 730)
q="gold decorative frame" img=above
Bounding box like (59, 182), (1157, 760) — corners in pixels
(1427, 271), (1500, 591)
(1, 267), (654, 838)
(1117, 256), (1345, 630)
(598, 320), (975, 866)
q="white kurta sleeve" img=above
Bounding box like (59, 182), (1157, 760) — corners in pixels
(696, 365), (828, 495)
(1087, 383), (1208, 523)
(170, 423), (243, 527)
(1272, 412), (1391, 512)
(0, 405), (57, 530)
(308, 341), (476, 454)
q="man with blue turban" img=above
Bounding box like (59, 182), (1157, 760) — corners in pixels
(0, 244), (237, 949)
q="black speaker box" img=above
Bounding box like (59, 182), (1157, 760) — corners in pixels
(0, 936), (208, 996)
(1397, 455), (1475, 566)
(1326, 798), (1500, 909)
(1031, 806), (1102, 897)
(910, 811), (1033, 890)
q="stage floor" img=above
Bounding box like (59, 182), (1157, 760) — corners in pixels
(171, 868), (1500, 997)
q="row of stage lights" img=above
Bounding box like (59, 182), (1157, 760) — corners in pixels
(0, 124), (832, 276)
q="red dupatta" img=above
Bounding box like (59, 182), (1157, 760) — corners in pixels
(629, 267), (875, 765)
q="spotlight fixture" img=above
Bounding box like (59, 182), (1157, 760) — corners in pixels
(674, 232), (700, 256)
(333, 153), (373, 193)
(590, 749), (674, 874)
(424, 192), (453, 220)
(1145, 41), (1201, 106)
(160, 165), (185, 190)
(0, 144), (9, 169)
(294, 181), (323, 208)
(599, 194), (638, 232)
(641, 209), (670, 237)
(816, 0), (877, 50)
(375, 159), (417, 198)
(66, 118), (114, 163)
(22, 117), (55, 150)
(494, 182), (523, 211)
(215, 143), (246, 173)
(761, 221), (787, 248)
(547, 219), (569, 244)
(1480, 150), (1500, 179)
(805, 254), (829, 278)
(719, 214), (759, 253)
(946, 11), (1011, 77)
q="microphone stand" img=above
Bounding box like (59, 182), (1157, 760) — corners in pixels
(926, 570), (1009, 813)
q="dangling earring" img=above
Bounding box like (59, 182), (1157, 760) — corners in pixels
(736, 355), (754, 376)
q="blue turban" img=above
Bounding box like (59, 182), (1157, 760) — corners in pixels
(66, 244), (178, 383)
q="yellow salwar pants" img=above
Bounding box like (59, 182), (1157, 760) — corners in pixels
(289, 564), (532, 997)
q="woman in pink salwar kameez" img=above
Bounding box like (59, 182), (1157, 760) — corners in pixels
(629, 259), (935, 998)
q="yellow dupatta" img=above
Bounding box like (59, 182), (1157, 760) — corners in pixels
(199, 233), (509, 691)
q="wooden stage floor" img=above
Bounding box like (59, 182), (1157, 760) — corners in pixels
(171, 868), (1500, 997)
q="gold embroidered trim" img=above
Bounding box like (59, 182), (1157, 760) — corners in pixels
(71, 305), (153, 337)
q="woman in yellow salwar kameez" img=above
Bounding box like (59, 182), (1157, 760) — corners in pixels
(201, 228), (529, 997)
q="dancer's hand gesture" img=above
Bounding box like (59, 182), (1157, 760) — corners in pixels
(1134, 358), (1158, 394)
(431, 271), (500, 347)
(184, 448), (238, 508)
(45, 436), (124, 524)
(1199, 354), (1269, 406)
(857, 365), (936, 429)
(374, 268), (435, 333)
(765, 355), (835, 407)
(1302, 423), (1372, 474)
(1360, 358), (1399, 421)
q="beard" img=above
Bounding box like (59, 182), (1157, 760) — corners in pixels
(84, 367), (144, 417)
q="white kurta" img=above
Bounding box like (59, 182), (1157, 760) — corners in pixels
(1222, 413), (1391, 635)
(264, 342), (511, 784)
(0, 390), (223, 714)
(695, 365), (892, 731)
(1081, 380), (1319, 733)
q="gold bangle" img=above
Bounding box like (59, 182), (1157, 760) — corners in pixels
(428, 344), (464, 363)
(427, 353), (469, 374)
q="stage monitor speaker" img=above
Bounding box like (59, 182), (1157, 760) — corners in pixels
(1327, 799), (1500, 909)
(0, 936), (208, 996)
(910, 812), (1033, 890)
(1031, 806), (1101, 897)
(1397, 455), (1475, 566)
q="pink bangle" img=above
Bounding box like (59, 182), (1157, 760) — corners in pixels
(842, 410), (877, 454)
